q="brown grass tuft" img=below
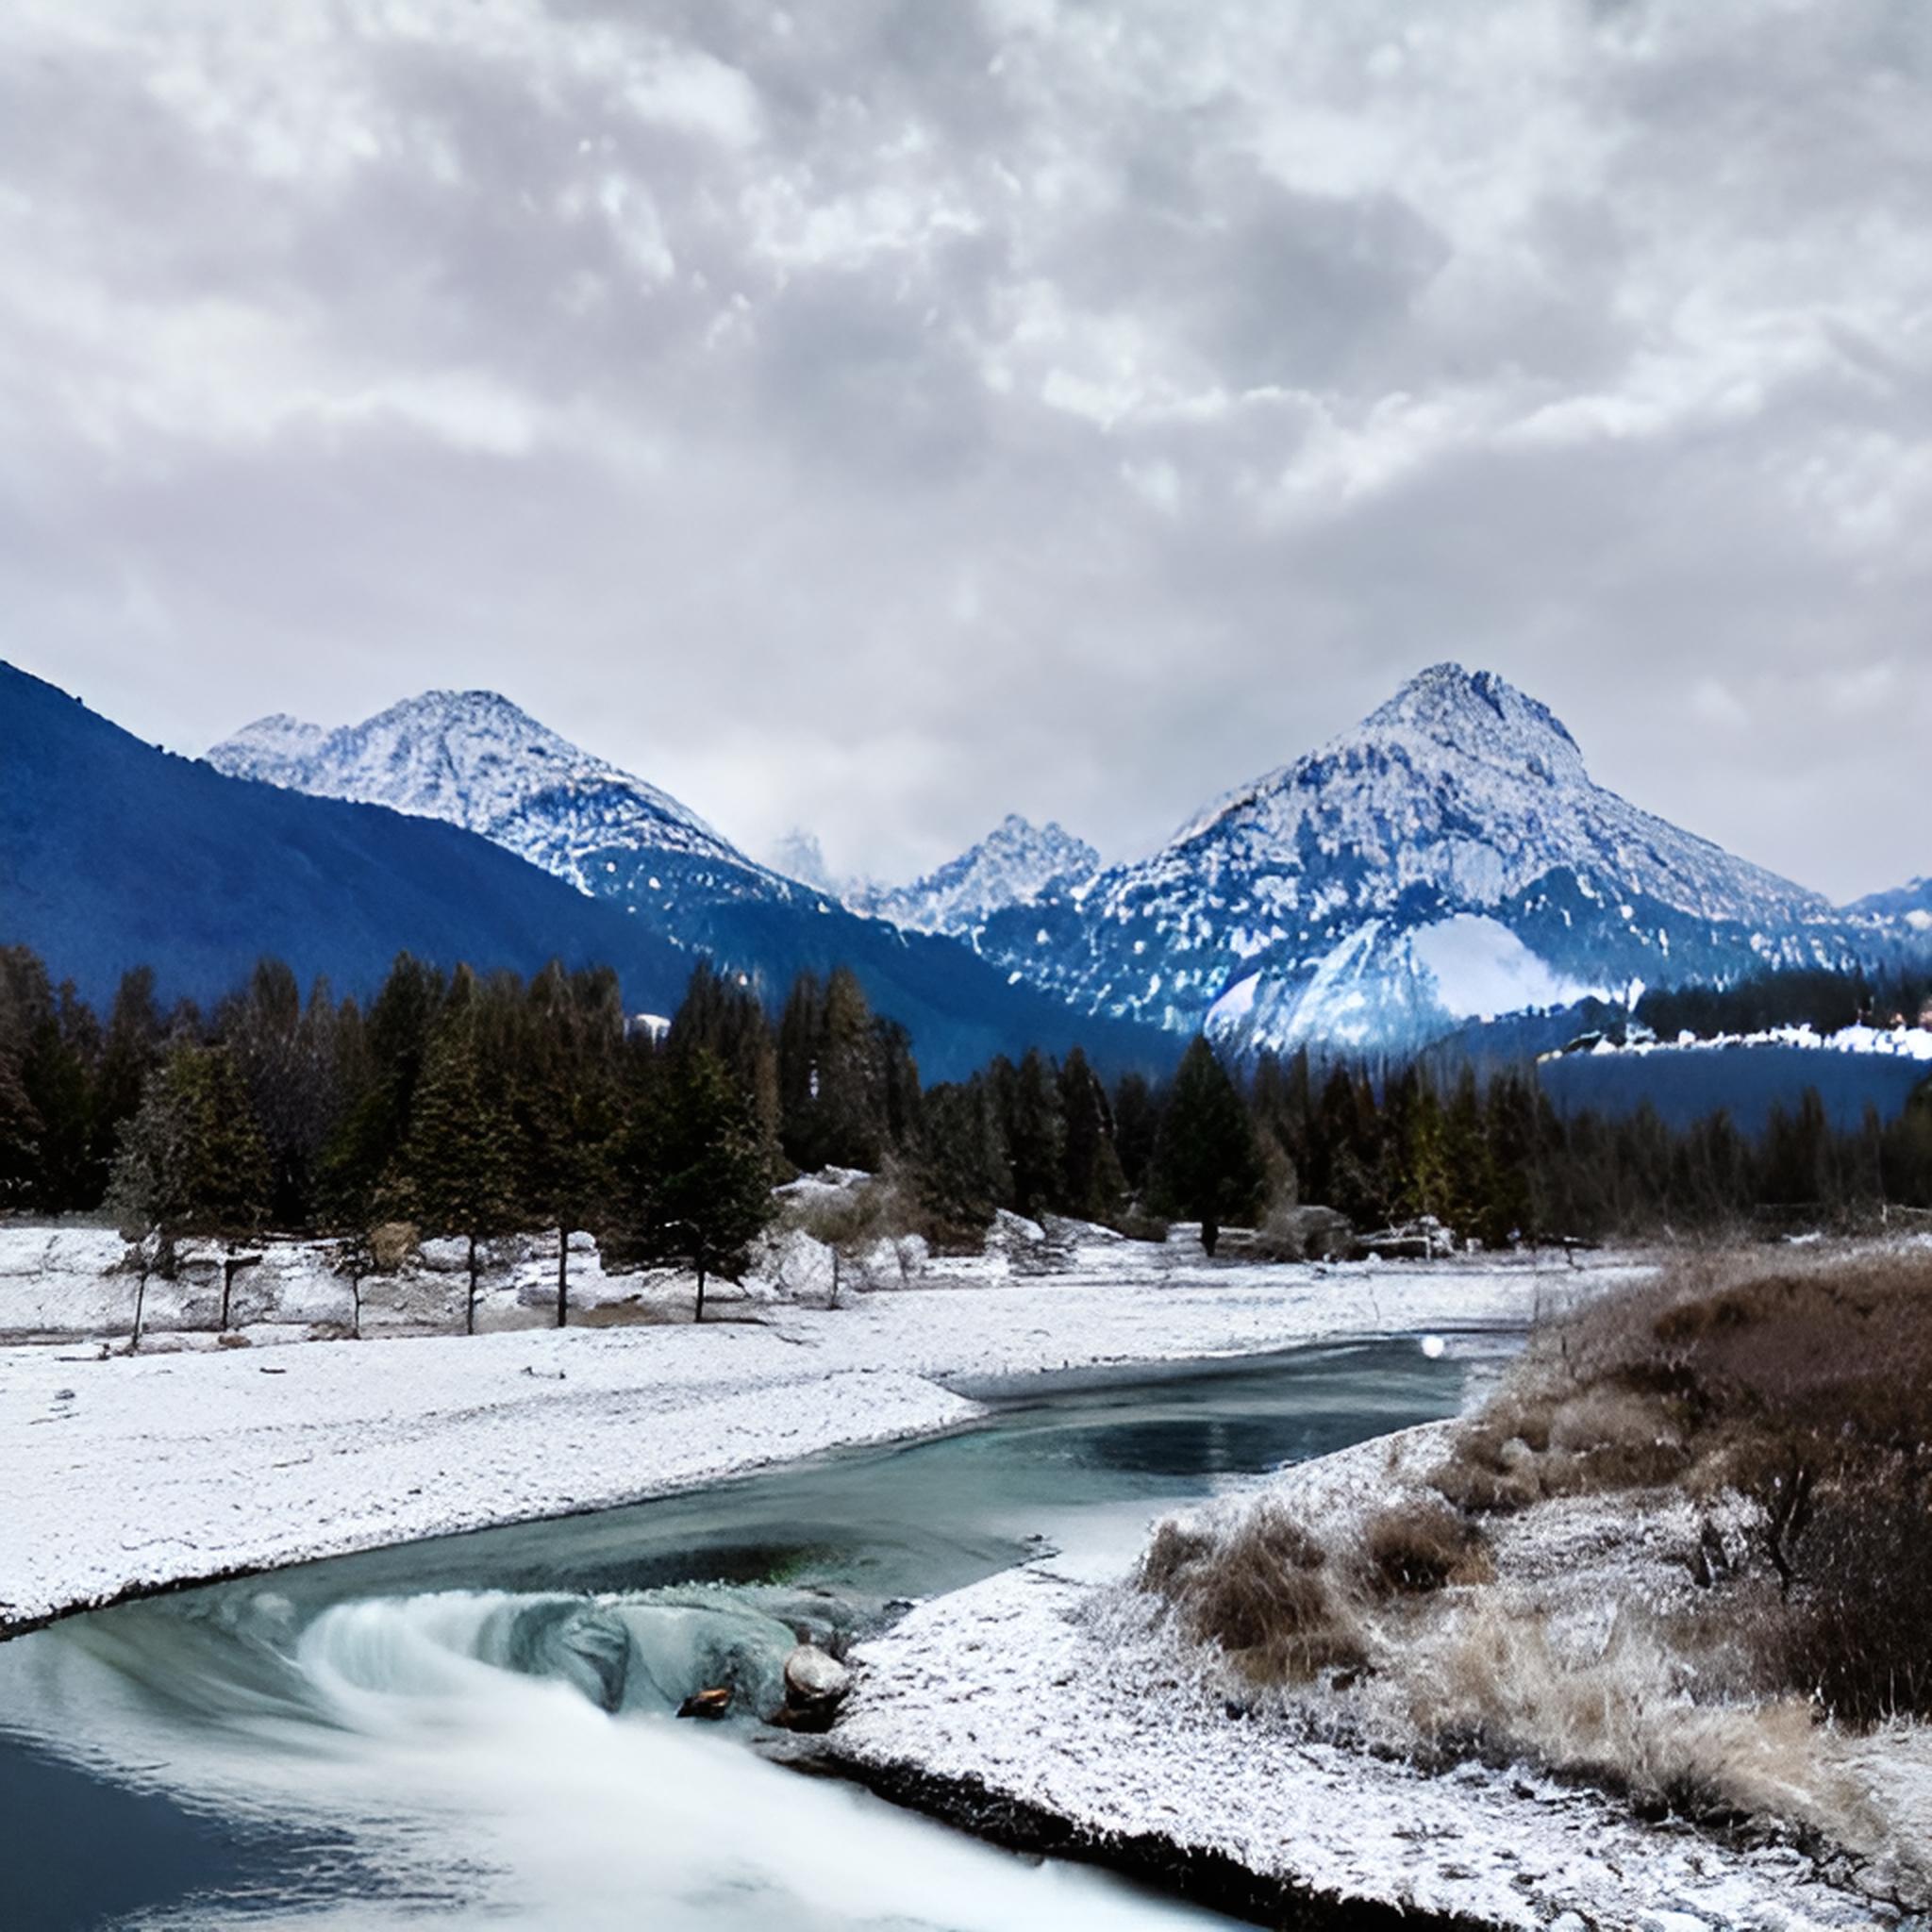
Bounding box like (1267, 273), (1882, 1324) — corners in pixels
(1359, 1497), (1492, 1597)
(1141, 1506), (1365, 1684)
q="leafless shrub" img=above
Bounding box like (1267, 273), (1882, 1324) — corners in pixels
(1433, 1244), (1932, 1728)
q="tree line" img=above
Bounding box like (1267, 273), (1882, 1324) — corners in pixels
(5, 944), (1932, 1303)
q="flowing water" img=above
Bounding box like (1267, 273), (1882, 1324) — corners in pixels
(0, 1339), (1499, 1930)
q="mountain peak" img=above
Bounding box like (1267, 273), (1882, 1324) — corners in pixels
(854, 814), (1100, 935)
(208, 688), (742, 876)
(1361, 662), (1585, 774)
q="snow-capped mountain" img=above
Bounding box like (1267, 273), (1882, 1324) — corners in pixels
(968, 664), (1881, 1057)
(855, 815), (1101, 936)
(1845, 876), (1932, 935)
(202, 688), (1175, 1079)
(209, 691), (784, 914)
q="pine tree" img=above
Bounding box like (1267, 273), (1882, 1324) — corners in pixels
(220, 959), (347, 1227)
(0, 948), (48, 1208)
(991, 1049), (1062, 1222)
(636, 1045), (773, 1322)
(669, 960), (780, 1154)
(18, 974), (100, 1213)
(914, 1075), (1011, 1241)
(1058, 1047), (1127, 1224)
(775, 966), (899, 1174)
(92, 966), (161, 1194)
(107, 1042), (271, 1333)
(320, 954), (443, 1224)
(518, 962), (624, 1325)
(1147, 1037), (1264, 1256)
(1110, 1071), (1161, 1198)
(387, 975), (517, 1333)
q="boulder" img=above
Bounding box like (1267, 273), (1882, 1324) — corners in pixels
(1265, 1205), (1357, 1262)
(771, 1644), (852, 1731)
(784, 1644), (851, 1707)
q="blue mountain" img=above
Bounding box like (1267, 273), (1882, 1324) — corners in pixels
(1, 665), (1174, 1081)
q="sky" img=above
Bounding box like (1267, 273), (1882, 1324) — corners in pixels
(3, 0), (1929, 901)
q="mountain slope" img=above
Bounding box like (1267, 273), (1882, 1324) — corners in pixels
(211, 691), (771, 910)
(855, 815), (1100, 936)
(968, 664), (1881, 1056)
(1846, 876), (1932, 934)
(198, 681), (1173, 1078)
(1, 664), (692, 1016)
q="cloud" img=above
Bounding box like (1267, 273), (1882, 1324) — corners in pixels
(0, 0), (1927, 900)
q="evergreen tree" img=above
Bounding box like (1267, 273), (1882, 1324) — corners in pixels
(220, 959), (346, 1226)
(669, 960), (780, 1154)
(320, 954), (443, 1224)
(635, 1045), (773, 1322)
(1058, 1047), (1127, 1224)
(775, 966), (897, 1173)
(1109, 1071), (1161, 1198)
(0, 948), (48, 1208)
(107, 1042), (271, 1330)
(518, 961), (625, 1325)
(92, 966), (162, 1193)
(1146, 1037), (1265, 1255)
(914, 1074), (1011, 1241)
(1000, 1048), (1066, 1222)
(18, 972), (100, 1213)
(387, 974), (517, 1333)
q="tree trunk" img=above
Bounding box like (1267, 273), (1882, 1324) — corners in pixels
(556, 1224), (570, 1329)
(694, 1257), (707, 1324)
(1201, 1212), (1221, 1257)
(221, 1244), (238, 1331)
(829, 1246), (840, 1310)
(466, 1233), (478, 1336)
(131, 1262), (148, 1354)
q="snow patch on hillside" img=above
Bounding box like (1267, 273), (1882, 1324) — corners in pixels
(1411, 913), (1602, 1021)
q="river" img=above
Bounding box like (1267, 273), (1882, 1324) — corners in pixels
(0, 1338), (1497, 1929)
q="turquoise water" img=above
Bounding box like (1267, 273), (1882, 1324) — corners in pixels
(0, 1340), (1487, 1929)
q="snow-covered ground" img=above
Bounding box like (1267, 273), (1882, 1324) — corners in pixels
(829, 1560), (1891, 1932)
(1551, 1021), (1932, 1063)
(0, 1230), (1615, 1638)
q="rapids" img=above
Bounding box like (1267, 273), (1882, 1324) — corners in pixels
(0, 1339), (1497, 1928)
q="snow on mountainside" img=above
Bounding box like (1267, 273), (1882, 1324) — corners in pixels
(201, 686), (1177, 1079)
(1847, 875), (1932, 934)
(855, 814), (1101, 936)
(969, 664), (1883, 1057)
(209, 691), (782, 909)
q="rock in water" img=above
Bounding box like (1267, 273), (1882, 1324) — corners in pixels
(774, 1645), (852, 1730)
(676, 1686), (733, 1720)
(785, 1644), (851, 1706)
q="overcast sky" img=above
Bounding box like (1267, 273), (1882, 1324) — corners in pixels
(4, 1), (1928, 899)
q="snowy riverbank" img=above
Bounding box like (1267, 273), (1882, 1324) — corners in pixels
(0, 1238), (1620, 1638)
(827, 1426), (1906, 1932)
(829, 1562), (1891, 1932)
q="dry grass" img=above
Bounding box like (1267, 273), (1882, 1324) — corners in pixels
(1133, 1245), (1932, 1902)
(1359, 1497), (1492, 1598)
(1429, 1244), (1932, 1727)
(1414, 1600), (1901, 1856)
(1140, 1507), (1366, 1684)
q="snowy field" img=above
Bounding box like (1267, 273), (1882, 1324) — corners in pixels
(0, 1228), (1617, 1638)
